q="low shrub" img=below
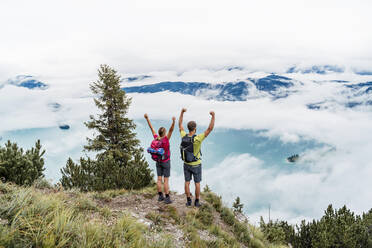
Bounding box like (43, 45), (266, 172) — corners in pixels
(203, 192), (223, 212)
(33, 177), (53, 189)
(0, 140), (45, 186)
(196, 203), (214, 227)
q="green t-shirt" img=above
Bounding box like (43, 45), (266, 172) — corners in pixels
(180, 130), (205, 166)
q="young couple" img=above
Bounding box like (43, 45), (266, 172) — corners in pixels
(144, 108), (215, 207)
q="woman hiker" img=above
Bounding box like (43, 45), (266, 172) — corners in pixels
(144, 113), (175, 204)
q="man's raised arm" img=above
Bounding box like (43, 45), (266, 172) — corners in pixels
(204, 111), (215, 137)
(144, 113), (156, 136)
(179, 108), (186, 132)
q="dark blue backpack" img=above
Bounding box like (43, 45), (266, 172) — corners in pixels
(180, 135), (201, 163)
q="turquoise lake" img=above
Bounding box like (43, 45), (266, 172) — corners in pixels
(0, 119), (322, 182)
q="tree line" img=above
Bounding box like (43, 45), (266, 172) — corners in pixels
(260, 204), (372, 247)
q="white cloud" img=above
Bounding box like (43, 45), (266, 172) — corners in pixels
(203, 150), (372, 225)
(1, 69), (372, 224)
(1, 0), (372, 78)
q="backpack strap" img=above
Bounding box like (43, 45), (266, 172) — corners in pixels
(159, 136), (169, 161)
(191, 135), (202, 158)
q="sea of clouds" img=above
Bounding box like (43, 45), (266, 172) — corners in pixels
(1, 68), (372, 224)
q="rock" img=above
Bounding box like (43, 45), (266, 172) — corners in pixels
(287, 154), (300, 163)
(235, 211), (249, 223)
(59, 125), (70, 130)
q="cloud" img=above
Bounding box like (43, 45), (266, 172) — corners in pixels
(1, 68), (372, 224)
(202, 149), (372, 225)
(1, 0), (372, 78)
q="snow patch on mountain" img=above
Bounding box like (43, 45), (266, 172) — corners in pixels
(1, 75), (48, 90)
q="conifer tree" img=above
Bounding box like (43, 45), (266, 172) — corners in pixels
(233, 196), (244, 213)
(84, 64), (140, 164)
(0, 140), (45, 185)
(203, 184), (211, 193)
(60, 65), (152, 191)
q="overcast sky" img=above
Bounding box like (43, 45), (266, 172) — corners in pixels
(1, 0), (372, 80)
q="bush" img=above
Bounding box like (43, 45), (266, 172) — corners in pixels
(220, 207), (235, 226)
(204, 192), (223, 212)
(260, 217), (294, 244)
(196, 203), (214, 226)
(61, 156), (153, 191)
(33, 178), (53, 189)
(0, 140), (45, 186)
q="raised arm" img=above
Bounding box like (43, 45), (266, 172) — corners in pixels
(179, 108), (186, 132)
(144, 113), (156, 136)
(204, 111), (215, 138)
(167, 117), (176, 139)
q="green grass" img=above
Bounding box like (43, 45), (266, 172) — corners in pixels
(75, 196), (98, 211)
(203, 192), (223, 212)
(0, 182), (288, 248)
(0, 182), (173, 248)
(163, 205), (181, 224)
(98, 206), (112, 219)
(146, 211), (164, 226)
(208, 225), (241, 247)
(203, 191), (288, 248)
(195, 203), (214, 227)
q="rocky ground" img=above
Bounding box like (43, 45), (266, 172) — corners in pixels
(94, 192), (237, 247)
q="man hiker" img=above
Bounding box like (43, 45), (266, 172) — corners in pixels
(144, 113), (175, 204)
(179, 108), (215, 207)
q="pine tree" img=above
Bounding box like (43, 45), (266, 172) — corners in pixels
(60, 65), (153, 191)
(84, 64), (140, 164)
(0, 140), (45, 186)
(233, 196), (244, 213)
(203, 184), (211, 193)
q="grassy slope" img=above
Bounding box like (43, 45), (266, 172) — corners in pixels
(0, 182), (287, 248)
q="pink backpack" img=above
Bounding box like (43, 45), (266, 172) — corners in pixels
(147, 138), (168, 162)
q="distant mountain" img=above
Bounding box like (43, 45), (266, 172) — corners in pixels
(3, 70), (372, 110)
(306, 81), (372, 110)
(122, 75), (151, 82)
(353, 70), (372, 76)
(1, 75), (48, 90)
(287, 65), (344, 74)
(346, 81), (372, 95)
(122, 74), (295, 101)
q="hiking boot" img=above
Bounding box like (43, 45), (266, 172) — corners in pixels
(186, 198), (192, 207)
(194, 199), (202, 208)
(158, 194), (164, 202)
(164, 196), (172, 204)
